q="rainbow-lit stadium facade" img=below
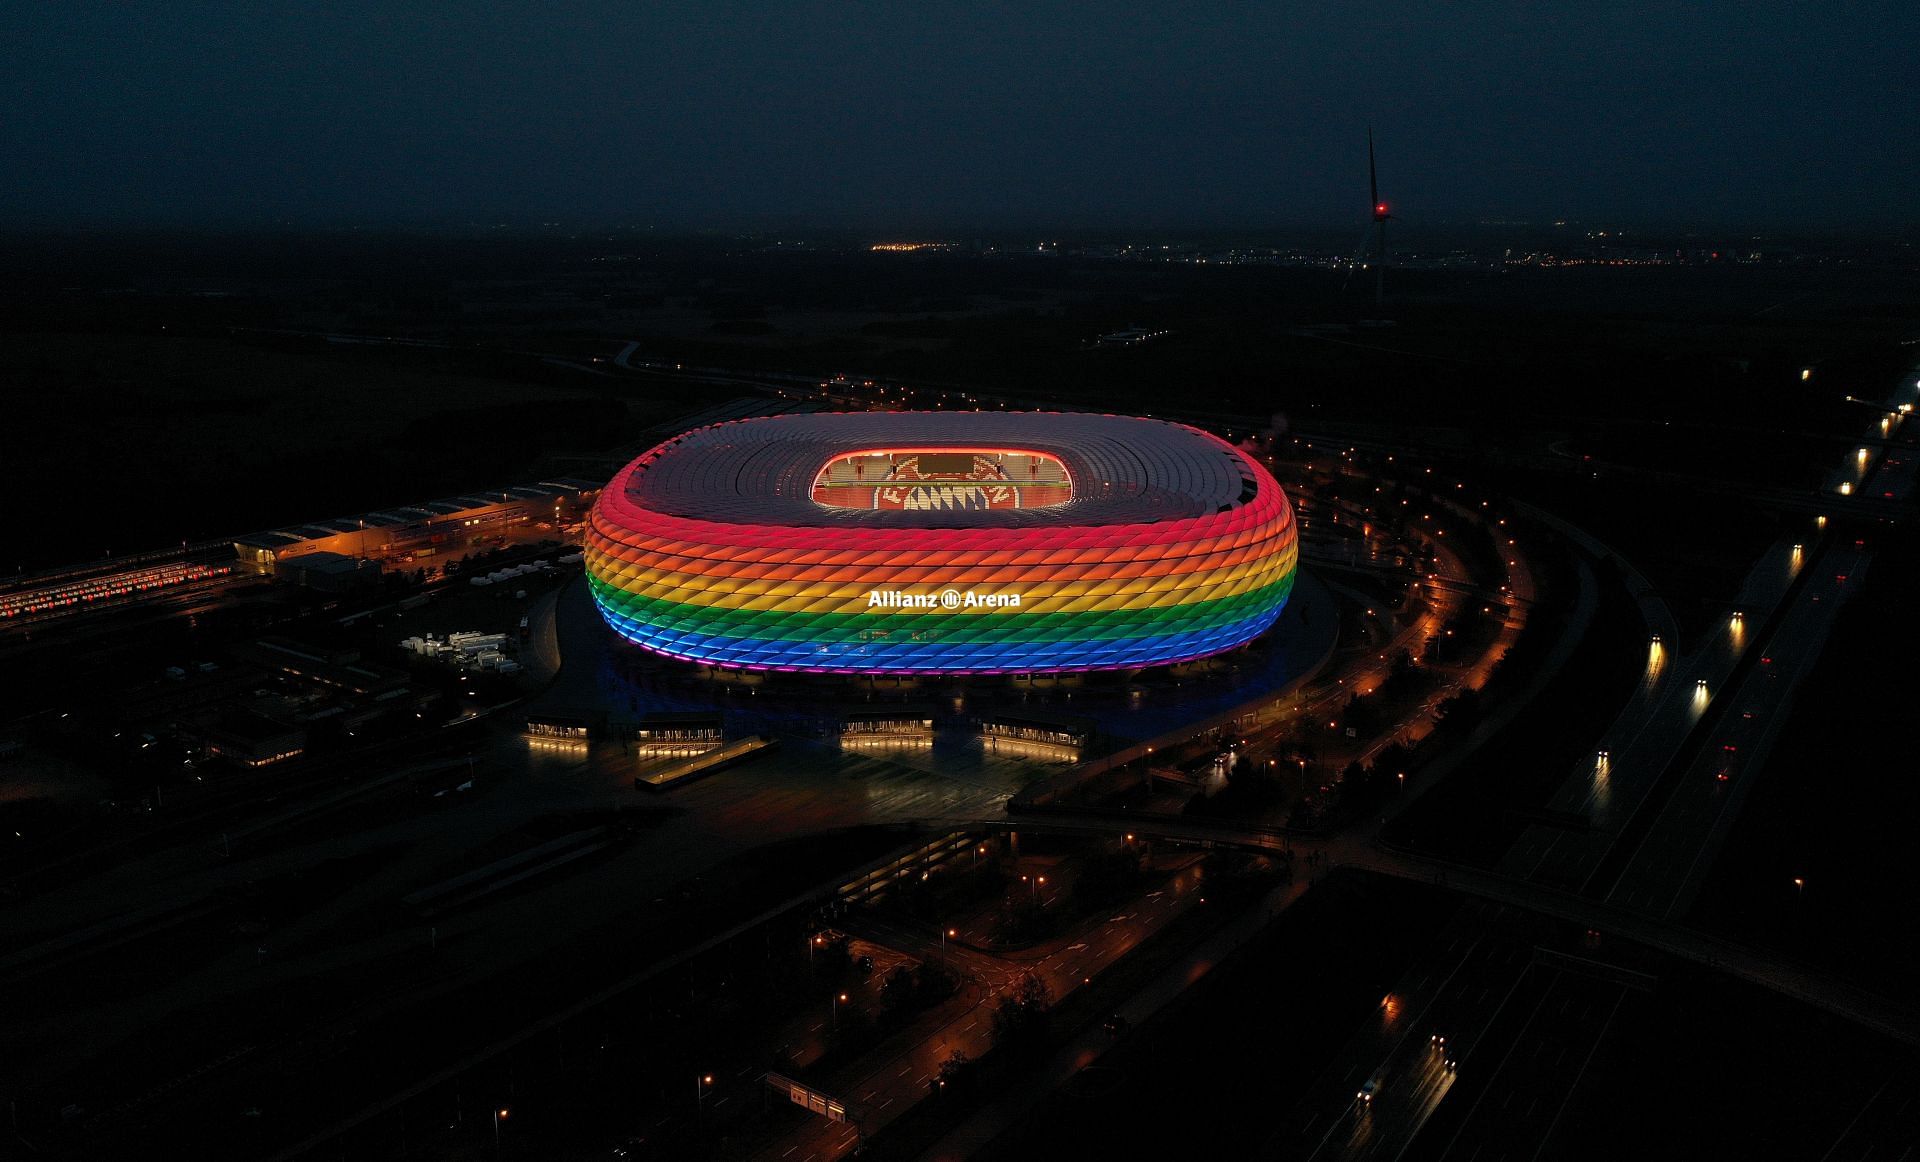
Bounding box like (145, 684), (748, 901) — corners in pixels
(583, 412), (1297, 674)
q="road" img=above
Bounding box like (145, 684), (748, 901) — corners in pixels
(1285, 909), (1513, 1161)
(921, 868), (1319, 1162)
(1, 578), (1056, 1156)
(679, 369), (1920, 1162)
(990, 810), (1920, 1048)
(1497, 535), (1804, 894)
(1273, 365), (1920, 1160)
(751, 859), (1206, 1161)
(1413, 968), (1629, 1162)
(1602, 546), (1867, 918)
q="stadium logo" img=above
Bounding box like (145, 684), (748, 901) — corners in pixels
(867, 589), (1022, 610)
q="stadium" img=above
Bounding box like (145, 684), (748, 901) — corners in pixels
(583, 412), (1297, 674)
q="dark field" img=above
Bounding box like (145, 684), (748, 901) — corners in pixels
(1539, 961), (1913, 1162)
(4, 229), (1916, 576)
(0, 330), (694, 571)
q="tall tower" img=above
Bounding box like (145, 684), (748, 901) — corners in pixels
(1369, 128), (1392, 308)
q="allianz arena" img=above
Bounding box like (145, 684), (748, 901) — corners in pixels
(582, 411), (1298, 674)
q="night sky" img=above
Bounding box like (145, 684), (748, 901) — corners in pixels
(6, 2), (1916, 230)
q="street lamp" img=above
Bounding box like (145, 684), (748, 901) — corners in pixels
(832, 992), (848, 1029)
(696, 1073), (713, 1119)
(944, 927), (956, 952)
(493, 1107), (508, 1154)
(1794, 877), (1805, 897)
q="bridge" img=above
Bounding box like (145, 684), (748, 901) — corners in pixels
(984, 805), (1920, 1050)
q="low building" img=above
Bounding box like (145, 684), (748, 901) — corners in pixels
(977, 711), (1092, 749)
(277, 551), (383, 593)
(205, 710), (306, 768)
(843, 706), (936, 739)
(526, 710), (596, 742)
(235, 477), (603, 575)
(630, 712), (724, 744)
(237, 637), (409, 698)
(624, 712), (724, 756)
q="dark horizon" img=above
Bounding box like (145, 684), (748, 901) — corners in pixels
(7, 3), (1917, 234)
(1, 217), (1912, 251)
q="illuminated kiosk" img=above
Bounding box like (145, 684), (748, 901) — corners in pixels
(583, 412), (1297, 674)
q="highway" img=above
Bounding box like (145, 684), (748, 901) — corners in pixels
(1819, 1067), (1920, 1162)
(987, 809), (1920, 1046)
(977, 369), (1920, 1161)
(1286, 910), (1513, 1161)
(1413, 968), (1630, 1162)
(1497, 535), (1804, 894)
(1270, 365), (1920, 1160)
(1602, 546), (1867, 918)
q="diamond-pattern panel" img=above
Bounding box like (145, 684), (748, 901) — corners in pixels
(583, 412), (1298, 674)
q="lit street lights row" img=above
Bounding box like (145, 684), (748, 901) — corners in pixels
(1019, 873), (1048, 904)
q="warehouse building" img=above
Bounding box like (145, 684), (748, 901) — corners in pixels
(234, 477), (602, 575)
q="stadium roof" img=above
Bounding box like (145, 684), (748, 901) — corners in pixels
(624, 412), (1261, 528)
